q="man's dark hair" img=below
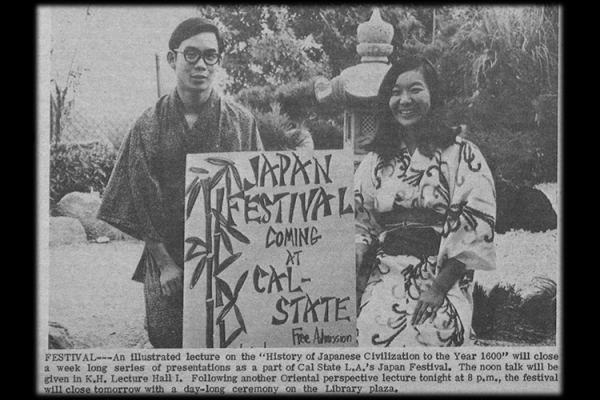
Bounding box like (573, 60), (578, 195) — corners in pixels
(168, 17), (225, 53)
(368, 55), (458, 161)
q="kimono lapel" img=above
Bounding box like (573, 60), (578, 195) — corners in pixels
(166, 88), (221, 153)
(189, 89), (221, 152)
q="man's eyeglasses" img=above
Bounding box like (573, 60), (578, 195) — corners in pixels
(173, 48), (221, 65)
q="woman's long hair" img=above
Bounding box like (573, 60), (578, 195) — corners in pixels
(367, 56), (458, 161)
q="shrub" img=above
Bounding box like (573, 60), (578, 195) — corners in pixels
(472, 279), (557, 344)
(410, 6), (558, 187)
(304, 119), (343, 150)
(466, 123), (557, 185)
(235, 86), (275, 114)
(275, 80), (320, 122)
(237, 80), (345, 151)
(520, 276), (557, 336)
(431, 6), (558, 102)
(236, 80), (323, 122)
(50, 141), (116, 213)
(472, 282), (523, 341)
(251, 102), (295, 151)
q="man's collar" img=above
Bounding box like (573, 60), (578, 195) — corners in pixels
(171, 87), (219, 112)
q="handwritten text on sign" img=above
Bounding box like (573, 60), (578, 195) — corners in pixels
(183, 150), (356, 348)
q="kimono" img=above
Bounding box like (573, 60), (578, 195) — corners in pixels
(355, 137), (496, 347)
(97, 88), (263, 348)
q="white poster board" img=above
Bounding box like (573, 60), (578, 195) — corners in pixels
(183, 150), (356, 348)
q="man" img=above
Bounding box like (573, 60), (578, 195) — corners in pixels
(97, 17), (263, 348)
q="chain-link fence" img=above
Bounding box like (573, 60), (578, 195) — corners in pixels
(50, 104), (135, 150)
(49, 104), (134, 210)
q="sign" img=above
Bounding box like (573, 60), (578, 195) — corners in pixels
(183, 150), (356, 348)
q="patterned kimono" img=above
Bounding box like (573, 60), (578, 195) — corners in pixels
(98, 88), (263, 348)
(355, 137), (496, 347)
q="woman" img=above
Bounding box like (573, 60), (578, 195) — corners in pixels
(355, 56), (496, 347)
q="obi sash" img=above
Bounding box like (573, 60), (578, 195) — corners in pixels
(376, 207), (444, 257)
(381, 226), (441, 257)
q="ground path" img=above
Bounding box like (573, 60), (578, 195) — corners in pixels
(47, 183), (558, 348)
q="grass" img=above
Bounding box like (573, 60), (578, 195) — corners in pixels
(475, 6), (558, 95)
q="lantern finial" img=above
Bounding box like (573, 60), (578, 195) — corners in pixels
(356, 8), (394, 63)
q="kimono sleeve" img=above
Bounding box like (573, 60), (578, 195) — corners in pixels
(354, 152), (384, 247)
(97, 119), (167, 242)
(438, 141), (496, 271)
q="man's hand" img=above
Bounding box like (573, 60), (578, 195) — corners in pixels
(145, 238), (184, 298)
(158, 262), (183, 297)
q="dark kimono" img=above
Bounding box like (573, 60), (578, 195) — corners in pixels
(97, 88), (263, 348)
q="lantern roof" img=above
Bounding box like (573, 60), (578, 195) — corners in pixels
(315, 8), (394, 109)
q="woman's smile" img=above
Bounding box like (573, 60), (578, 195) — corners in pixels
(389, 69), (431, 129)
(398, 109), (416, 116)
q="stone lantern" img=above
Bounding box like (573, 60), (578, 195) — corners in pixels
(315, 8), (394, 166)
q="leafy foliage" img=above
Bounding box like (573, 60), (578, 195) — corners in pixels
(50, 142), (116, 212)
(236, 80), (343, 150)
(425, 6), (558, 97)
(466, 123), (557, 185)
(247, 29), (329, 87)
(305, 119), (343, 150)
(198, 5), (557, 177)
(250, 102), (295, 151)
(51, 6), (558, 209)
(194, 5), (558, 182)
(288, 6), (439, 76)
(235, 79), (343, 151)
(288, 6), (371, 77)
(395, 5), (559, 184)
(198, 5), (330, 94)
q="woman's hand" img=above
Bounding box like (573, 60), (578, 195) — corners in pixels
(411, 282), (445, 325)
(411, 258), (467, 326)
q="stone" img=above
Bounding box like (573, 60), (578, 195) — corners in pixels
(513, 185), (557, 233)
(356, 8), (394, 62)
(495, 179), (557, 234)
(56, 192), (133, 241)
(49, 217), (88, 246)
(48, 321), (74, 349)
(495, 180), (519, 234)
